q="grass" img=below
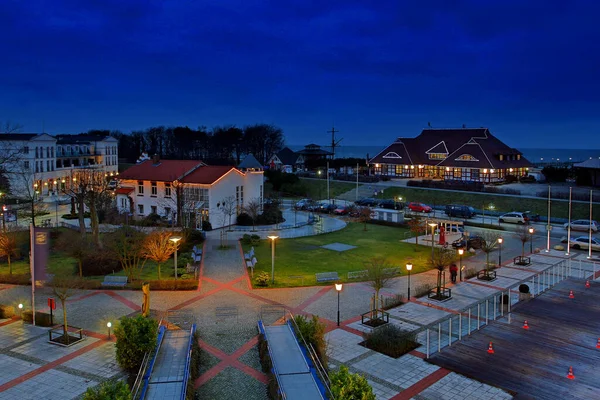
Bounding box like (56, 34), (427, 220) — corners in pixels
(244, 222), (437, 288)
(264, 178), (356, 200)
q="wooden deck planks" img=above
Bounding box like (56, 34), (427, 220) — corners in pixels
(426, 279), (600, 400)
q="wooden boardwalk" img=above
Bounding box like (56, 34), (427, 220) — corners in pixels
(427, 279), (600, 400)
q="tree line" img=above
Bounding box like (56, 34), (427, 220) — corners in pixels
(87, 123), (285, 164)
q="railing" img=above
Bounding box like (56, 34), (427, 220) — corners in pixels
(132, 319), (165, 399)
(180, 324), (197, 400)
(257, 321), (287, 400)
(419, 258), (570, 359)
(131, 351), (152, 399)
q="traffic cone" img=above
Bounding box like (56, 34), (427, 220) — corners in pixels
(569, 290), (575, 299)
(585, 280), (591, 288)
(596, 338), (600, 349)
(487, 342), (494, 354)
(523, 320), (529, 330)
(567, 366), (575, 380)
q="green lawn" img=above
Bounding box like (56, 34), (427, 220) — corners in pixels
(375, 187), (600, 220)
(243, 222), (436, 288)
(297, 178), (356, 200)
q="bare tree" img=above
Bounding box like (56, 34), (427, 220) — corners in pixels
(0, 227), (18, 275)
(217, 196), (236, 246)
(514, 225), (531, 257)
(83, 170), (112, 245)
(479, 231), (501, 272)
(430, 248), (457, 298)
(365, 257), (394, 320)
(49, 276), (84, 345)
(107, 227), (148, 282)
(358, 207), (372, 231)
(13, 168), (47, 227)
(142, 231), (177, 280)
(242, 198), (262, 231)
(407, 215), (426, 249)
(1, 121), (23, 134)
(56, 230), (92, 277)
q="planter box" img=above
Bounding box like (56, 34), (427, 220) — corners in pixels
(428, 287), (452, 301)
(514, 256), (531, 266)
(361, 310), (390, 327)
(477, 270), (497, 281)
(48, 325), (85, 347)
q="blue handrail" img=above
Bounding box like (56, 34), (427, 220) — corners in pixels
(180, 324), (197, 400)
(138, 325), (166, 400)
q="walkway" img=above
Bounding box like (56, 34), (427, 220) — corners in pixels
(261, 323), (323, 400)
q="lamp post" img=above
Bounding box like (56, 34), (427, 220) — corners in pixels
(107, 322), (112, 339)
(335, 283), (343, 326)
(497, 237), (503, 266)
(406, 263), (412, 300)
(458, 249), (464, 281)
(528, 227), (534, 253)
(268, 235), (279, 284)
(428, 222), (437, 262)
(169, 236), (182, 279)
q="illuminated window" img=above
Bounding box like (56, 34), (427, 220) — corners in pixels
(428, 153), (446, 160)
(455, 154), (479, 161)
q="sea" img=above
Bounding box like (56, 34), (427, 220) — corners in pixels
(289, 145), (600, 164)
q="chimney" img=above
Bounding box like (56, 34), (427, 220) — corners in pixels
(152, 154), (160, 165)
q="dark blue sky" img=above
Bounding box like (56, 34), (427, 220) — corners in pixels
(1, 0), (599, 148)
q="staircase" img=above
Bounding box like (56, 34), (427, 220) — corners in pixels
(337, 184), (392, 202)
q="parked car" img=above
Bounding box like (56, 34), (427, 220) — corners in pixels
(317, 203), (337, 214)
(524, 211), (541, 222)
(408, 202), (432, 213)
(294, 198), (313, 210)
(498, 212), (530, 224)
(355, 197), (379, 207)
(333, 205), (351, 215)
(377, 199), (403, 210)
(452, 235), (486, 250)
(564, 219), (599, 232)
(445, 204), (476, 218)
(569, 236), (600, 251)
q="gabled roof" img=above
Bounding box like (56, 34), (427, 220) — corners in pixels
(275, 147), (301, 165)
(115, 187), (134, 195)
(119, 160), (204, 182)
(425, 141), (449, 154)
(181, 166), (242, 185)
(574, 158), (600, 169)
(238, 154), (262, 170)
(56, 134), (116, 144)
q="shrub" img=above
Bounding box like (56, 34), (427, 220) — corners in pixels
(255, 272), (270, 287)
(519, 284), (530, 293)
(293, 315), (327, 367)
(83, 380), (132, 400)
(61, 212), (91, 220)
(185, 331), (201, 400)
(257, 207), (284, 225)
(251, 234), (261, 245)
(0, 304), (15, 318)
(241, 234), (252, 245)
(0, 274), (30, 285)
(258, 333), (272, 373)
(177, 254), (194, 269)
(413, 282), (435, 298)
(382, 294), (405, 310)
(128, 279), (198, 291)
(236, 212), (254, 226)
(114, 315), (158, 372)
(81, 252), (122, 277)
(330, 365), (375, 400)
(22, 311), (53, 326)
(362, 324), (419, 358)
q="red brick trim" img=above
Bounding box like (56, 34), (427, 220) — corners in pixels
(390, 368), (451, 400)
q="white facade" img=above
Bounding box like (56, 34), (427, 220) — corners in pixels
(116, 165), (264, 230)
(0, 134), (118, 199)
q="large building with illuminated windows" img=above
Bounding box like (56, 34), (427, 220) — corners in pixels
(369, 128), (532, 183)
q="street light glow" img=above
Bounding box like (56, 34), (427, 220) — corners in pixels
(428, 223), (437, 227)
(267, 235), (279, 241)
(335, 283), (343, 292)
(406, 263), (413, 271)
(169, 236), (182, 243)
(107, 322), (112, 328)
(498, 237), (503, 244)
(528, 227), (534, 234)
(458, 249), (464, 255)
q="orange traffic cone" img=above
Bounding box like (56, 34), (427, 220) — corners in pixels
(596, 338), (600, 349)
(567, 366), (575, 380)
(569, 290), (575, 299)
(585, 280), (591, 288)
(487, 342), (494, 354)
(523, 320), (529, 330)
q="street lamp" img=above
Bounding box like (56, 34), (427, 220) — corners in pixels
(169, 236), (182, 279)
(406, 263), (413, 300)
(107, 322), (112, 339)
(497, 237), (503, 266)
(458, 249), (464, 281)
(335, 283), (343, 326)
(528, 227), (534, 253)
(428, 222), (437, 261)
(268, 235), (279, 284)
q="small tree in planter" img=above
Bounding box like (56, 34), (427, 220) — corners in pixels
(478, 231), (500, 280)
(514, 225), (531, 265)
(407, 215), (426, 250)
(365, 257), (394, 323)
(49, 276), (85, 346)
(430, 248), (456, 300)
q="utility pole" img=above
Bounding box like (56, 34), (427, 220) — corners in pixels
(328, 125), (342, 159)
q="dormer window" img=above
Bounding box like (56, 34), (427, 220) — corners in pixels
(499, 155), (504, 161)
(428, 153), (446, 160)
(383, 152), (402, 159)
(517, 154), (521, 160)
(455, 154), (479, 161)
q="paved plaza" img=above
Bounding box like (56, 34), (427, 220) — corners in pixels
(0, 232), (598, 398)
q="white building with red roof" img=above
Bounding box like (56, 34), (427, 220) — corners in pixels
(116, 156), (263, 229)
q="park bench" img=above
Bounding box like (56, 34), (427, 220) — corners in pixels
(348, 270), (369, 280)
(101, 276), (128, 287)
(245, 247), (255, 260)
(383, 267), (401, 276)
(191, 245), (202, 263)
(315, 272), (339, 283)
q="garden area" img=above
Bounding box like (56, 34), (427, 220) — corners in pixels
(242, 222), (435, 288)
(263, 171), (355, 199)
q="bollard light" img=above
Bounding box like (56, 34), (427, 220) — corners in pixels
(107, 322), (112, 339)
(334, 283), (343, 326)
(406, 263), (413, 300)
(18, 303), (23, 309)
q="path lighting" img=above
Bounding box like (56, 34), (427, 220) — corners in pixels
(497, 237), (503, 266)
(458, 249), (464, 281)
(169, 236), (182, 280)
(335, 283), (343, 326)
(406, 264), (413, 300)
(268, 236), (279, 284)
(428, 223), (437, 261)
(528, 227), (534, 253)
(107, 322), (112, 339)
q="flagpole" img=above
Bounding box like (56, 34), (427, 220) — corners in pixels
(30, 224), (36, 326)
(546, 185), (551, 252)
(566, 187), (572, 255)
(327, 161), (330, 203)
(356, 163), (359, 202)
(589, 189), (593, 259)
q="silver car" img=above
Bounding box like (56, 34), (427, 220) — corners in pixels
(564, 219), (598, 232)
(569, 236), (600, 251)
(498, 212), (530, 224)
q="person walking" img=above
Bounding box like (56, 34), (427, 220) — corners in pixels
(450, 263), (458, 284)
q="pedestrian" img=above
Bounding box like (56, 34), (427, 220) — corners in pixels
(450, 263), (458, 283)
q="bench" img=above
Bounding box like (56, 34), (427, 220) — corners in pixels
(245, 247), (255, 260)
(383, 267), (401, 276)
(101, 276), (128, 287)
(316, 272), (339, 283)
(191, 251), (202, 263)
(348, 270), (369, 280)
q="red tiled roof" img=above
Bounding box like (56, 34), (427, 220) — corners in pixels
(115, 187), (134, 195)
(182, 166), (242, 185)
(119, 160), (204, 182)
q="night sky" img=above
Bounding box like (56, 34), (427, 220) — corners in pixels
(1, 1), (599, 148)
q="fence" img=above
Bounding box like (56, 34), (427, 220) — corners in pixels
(418, 258), (571, 359)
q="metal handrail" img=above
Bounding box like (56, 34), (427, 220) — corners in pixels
(258, 321), (287, 400)
(132, 318), (164, 400)
(180, 324), (197, 400)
